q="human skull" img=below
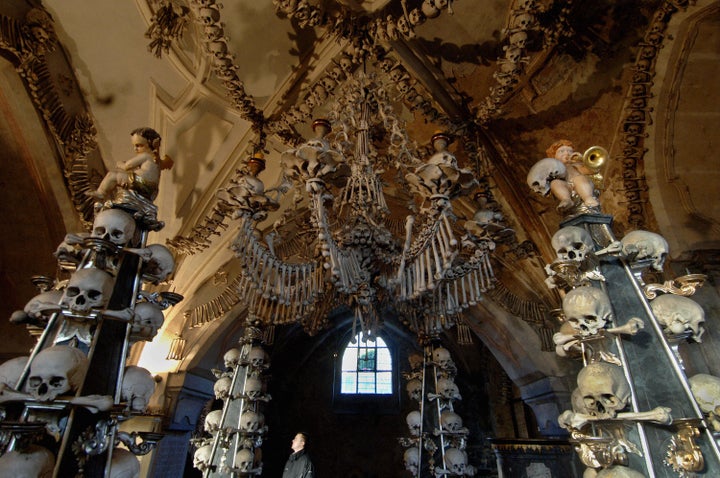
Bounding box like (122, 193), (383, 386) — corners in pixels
(121, 366), (156, 412)
(223, 347), (242, 369)
(596, 466), (646, 478)
(204, 409), (223, 434)
(140, 244), (175, 282)
(248, 346), (269, 368)
(92, 208), (136, 247)
(406, 410), (422, 436)
(61, 267), (114, 315)
(406, 379), (422, 402)
(562, 287), (613, 336)
(577, 362), (630, 419)
(511, 12), (534, 30)
(110, 447), (141, 478)
(244, 376), (264, 400)
(422, 0), (441, 18)
(214, 376), (232, 400)
(27, 345), (88, 401)
(433, 347), (454, 370)
(504, 46), (523, 63)
(240, 410), (264, 432)
(441, 410), (464, 432)
(437, 377), (462, 401)
(408, 8), (425, 26)
(620, 230), (669, 271)
(552, 226), (594, 262)
(526, 158), (567, 196)
(130, 302), (164, 342)
(444, 447), (468, 475)
(193, 444), (213, 471)
(0, 356), (29, 389)
(235, 448), (255, 472)
(650, 294), (705, 342)
(689, 374), (720, 414)
(509, 31), (528, 49)
(403, 446), (420, 474)
(408, 352), (424, 371)
(0, 444), (55, 478)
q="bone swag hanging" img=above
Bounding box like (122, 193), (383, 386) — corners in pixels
(222, 73), (495, 338)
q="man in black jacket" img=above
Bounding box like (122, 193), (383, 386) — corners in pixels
(282, 432), (314, 478)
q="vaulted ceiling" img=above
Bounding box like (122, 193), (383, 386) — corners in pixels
(1, 0), (718, 412)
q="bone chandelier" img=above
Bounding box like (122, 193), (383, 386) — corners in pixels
(219, 73), (495, 340)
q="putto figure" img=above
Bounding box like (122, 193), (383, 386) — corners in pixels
(88, 127), (172, 201)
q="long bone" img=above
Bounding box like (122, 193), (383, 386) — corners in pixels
(560, 406), (672, 430)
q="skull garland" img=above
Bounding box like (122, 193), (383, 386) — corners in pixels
(129, 302), (164, 342)
(650, 294), (705, 342)
(620, 230), (669, 271)
(0, 444), (55, 478)
(27, 345), (89, 402)
(121, 365), (156, 413)
(577, 362), (630, 419)
(91, 208), (137, 247)
(60, 267), (115, 315)
(562, 287), (613, 337)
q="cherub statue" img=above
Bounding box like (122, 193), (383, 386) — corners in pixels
(546, 139), (599, 210)
(88, 127), (172, 201)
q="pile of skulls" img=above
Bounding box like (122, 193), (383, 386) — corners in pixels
(399, 346), (476, 476)
(194, 330), (269, 475)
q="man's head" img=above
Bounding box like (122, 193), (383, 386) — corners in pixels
(291, 432), (308, 453)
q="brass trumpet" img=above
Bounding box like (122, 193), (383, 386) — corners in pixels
(570, 145), (608, 189)
(569, 145), (608, 172)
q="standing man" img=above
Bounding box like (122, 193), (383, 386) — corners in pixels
(282, 431), (314, 478)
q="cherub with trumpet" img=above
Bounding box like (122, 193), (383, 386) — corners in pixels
(546, 139), (602, 211)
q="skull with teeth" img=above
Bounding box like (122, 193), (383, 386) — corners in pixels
(61, 267), (115, 315)
(193, 444), (213, 471)
(244, 376), (264, 400)
(248, 346), (269, 368)
(91, 208), (136, 247)
(27, 345), (88, 402)
(444, 447), (470, 475)
(650, 294), (705, 342)
(552, 226), (595, 262)
(577, 362), (630, 419)
(562, 286), (613, 337)
(433, 347), (455, 370)
(437, 377), (462, 401)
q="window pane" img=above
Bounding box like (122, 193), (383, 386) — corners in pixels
(377, 348), (391, 370)
(358, 348), (376, 371)
(341, 348), (358, 371)
(341, 372), (357, 393)
(376, 372), (392, 394)
(357, 372), (375, 393)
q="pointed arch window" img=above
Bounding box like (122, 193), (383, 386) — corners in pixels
(340, 333), (393, 394)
